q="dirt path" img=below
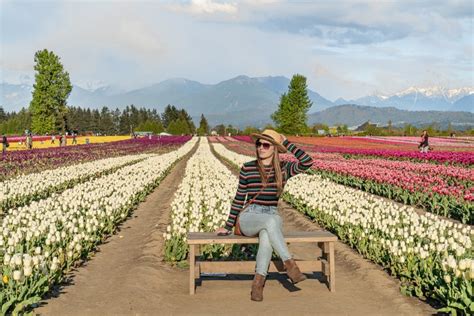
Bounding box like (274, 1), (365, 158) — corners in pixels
(36, 143), (436, 316)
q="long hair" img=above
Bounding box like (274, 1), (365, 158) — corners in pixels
(256, 144), (284, 197)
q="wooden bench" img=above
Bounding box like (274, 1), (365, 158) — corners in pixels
(187, 231), (337, 295)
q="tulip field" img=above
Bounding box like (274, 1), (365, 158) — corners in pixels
(0, 136), (197, 314)
(0, 133), (472, 314)
(209, 136), (473, 314)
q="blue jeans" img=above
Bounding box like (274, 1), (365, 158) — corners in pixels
(239, 204), (292, 276)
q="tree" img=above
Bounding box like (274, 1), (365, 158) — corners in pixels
(197, 114), (209, 136)
(311, 123), (329, 135)
(136, 119), (164, 134)
(213, 124), (226, 136)
(167, 118), (189, 135)
(403, 123), (418, 136)
(271, 74), (312, 135)
(243, 126), (260, 135)
(226, 124), (239, 136)
(162, 105), (179, 128)
(99, 107), (114, 135)
(29, 49), (72, 134)
(0, 107), (6, 123)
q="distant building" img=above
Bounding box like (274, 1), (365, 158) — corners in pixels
(135, 131), (153, 136)
(355, 121), (377, 132)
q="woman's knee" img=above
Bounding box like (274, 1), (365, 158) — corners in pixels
(264, 216), (282, 231)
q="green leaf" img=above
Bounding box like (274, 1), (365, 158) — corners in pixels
(2, 297), (17, 315)
(12, 296), (41, 316)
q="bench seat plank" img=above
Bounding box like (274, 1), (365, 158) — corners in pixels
(187, 231), (337, 245)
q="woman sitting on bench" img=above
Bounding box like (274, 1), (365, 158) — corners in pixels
(215, 129), (314, 302)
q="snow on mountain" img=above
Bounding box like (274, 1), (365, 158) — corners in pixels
(394, 86), (474, 102)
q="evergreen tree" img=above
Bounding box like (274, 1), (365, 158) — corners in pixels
(119, 106), (131, 134)
(112, 108), (121, 134)
(178, 109), (195, 134)
(0, 107), (6, 122)
(271, 74), (312, 135)
(197, 114), (209, 136)
(100, 107), (114, 135)
(162, 105), (179, 128)
(29, 49), (72, 134)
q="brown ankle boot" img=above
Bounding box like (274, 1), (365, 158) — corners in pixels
(284, 258), (307, 284)
(251, 274), (265, 301)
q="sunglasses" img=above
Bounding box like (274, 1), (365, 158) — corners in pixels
(255, 141), (271, 150)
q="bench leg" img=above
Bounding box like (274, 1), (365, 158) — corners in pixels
(328, 242), (335, 292)
(189, 244), (195, 295)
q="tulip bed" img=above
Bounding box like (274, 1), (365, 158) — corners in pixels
(283, 174), (473, 315)
(214, 138), (474, 224)
(164, 138), (238, 263)
(0, 136), (191, 181)
(0, 137), (197, 315)
(287, 155), (474, 224)
(312, 147), (474, 166)
(0, 153), (155, 214)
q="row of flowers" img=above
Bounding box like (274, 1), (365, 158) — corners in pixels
(299, 155), (473, 224)
(214, 139), (473, 223)
(0, 136), (192, 181)
(0, 137), (198, 315)
(0, 153), (155, 214)
(164, 138), (237, 262)
(283, 174), (473, 314)
(309, 146), (474, 166)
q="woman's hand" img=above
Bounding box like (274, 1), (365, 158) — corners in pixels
(215, 227), (231, 236)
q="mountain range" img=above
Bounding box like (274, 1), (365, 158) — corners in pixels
(309, 105), (473, 130)
(1, 75), (473, 128)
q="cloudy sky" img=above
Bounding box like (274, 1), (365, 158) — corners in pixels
(1, 0), (473, 100)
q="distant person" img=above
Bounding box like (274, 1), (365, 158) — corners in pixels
(26, 133), (33, 150)
(72, 132), (77, 145)
(61, 133), (67, 147)
(51, 135), (56, 144)
(418, 130), (429, 153)
(1, 134), (8, 155)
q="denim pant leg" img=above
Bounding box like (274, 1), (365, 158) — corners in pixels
(255, 230), (272, 276)
(240, 209), (292, 276)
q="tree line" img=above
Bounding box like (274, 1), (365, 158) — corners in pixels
(0, 104), (206, 136)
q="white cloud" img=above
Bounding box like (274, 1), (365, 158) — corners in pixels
(169, 0), (238, 15)
(1, 0), (472, 100)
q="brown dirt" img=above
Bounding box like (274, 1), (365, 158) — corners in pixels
(35, 142), (436, 316)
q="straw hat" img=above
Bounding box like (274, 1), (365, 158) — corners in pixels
(250, 129), (287, 153)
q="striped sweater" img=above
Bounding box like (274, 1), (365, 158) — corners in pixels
(224, 139), (314, 230)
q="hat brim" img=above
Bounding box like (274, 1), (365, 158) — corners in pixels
(250, 133), (287, 153)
